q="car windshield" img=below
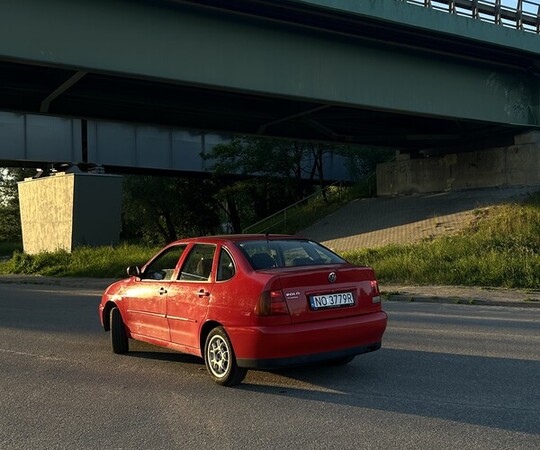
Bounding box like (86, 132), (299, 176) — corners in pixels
(236, 239), (345, 270)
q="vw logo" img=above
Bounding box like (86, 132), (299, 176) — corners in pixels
(328, 272), (337, 283)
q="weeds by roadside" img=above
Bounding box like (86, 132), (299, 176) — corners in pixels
(0, 244), (159, 278)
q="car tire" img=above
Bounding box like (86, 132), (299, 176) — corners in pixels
(204, 327), (247, 386)
(110, 307), (129, 354)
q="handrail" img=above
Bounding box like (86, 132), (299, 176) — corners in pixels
(242, 181), (343, 234)
(402, 0), (540, 33)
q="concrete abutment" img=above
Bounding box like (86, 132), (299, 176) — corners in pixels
(18, 173), (122, 254)
(376, 131), (540, 196)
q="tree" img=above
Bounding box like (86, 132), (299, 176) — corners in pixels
(0, 168), (34, 242)
(122, 175), (221, 244)
(337, 145), (395, 181)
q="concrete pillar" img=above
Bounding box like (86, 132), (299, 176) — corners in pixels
(18, 172), (122, 254)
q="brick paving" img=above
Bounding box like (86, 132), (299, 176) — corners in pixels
(301, 186), (539, 252)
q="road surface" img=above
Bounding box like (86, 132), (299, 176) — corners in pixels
(0, 283), (538, 449)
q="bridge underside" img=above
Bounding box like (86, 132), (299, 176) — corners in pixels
(0, 60), (523, 155)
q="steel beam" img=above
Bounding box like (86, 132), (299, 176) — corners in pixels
(40, 71), (87, 113)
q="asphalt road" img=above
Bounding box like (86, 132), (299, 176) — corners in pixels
(0, 283), (539, 450)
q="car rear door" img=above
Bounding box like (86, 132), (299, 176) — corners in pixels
(166, 243), (216, 350)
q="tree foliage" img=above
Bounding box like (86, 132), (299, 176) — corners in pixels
(338, 145), (395, 180)
(121, 175), (221, 244)
(0, 168), (34, 242)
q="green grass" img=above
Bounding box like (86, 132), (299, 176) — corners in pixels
(342, 193), (540, 289)
(0, 192), (538, 288)
(0, 244), (159, 278)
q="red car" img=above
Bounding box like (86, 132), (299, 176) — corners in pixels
(99, 235), (387, 386)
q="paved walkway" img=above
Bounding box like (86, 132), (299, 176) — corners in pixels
(301, 186), (539, 252)
(383, 284), (540, 308)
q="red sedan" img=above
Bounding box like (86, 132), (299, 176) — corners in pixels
(99, 235), (387, 386)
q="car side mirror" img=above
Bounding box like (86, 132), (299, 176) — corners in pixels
(127, 265), (141, 278)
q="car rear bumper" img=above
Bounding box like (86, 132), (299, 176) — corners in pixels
(237, 341), (381, 369)
(229, 311), (387, 369)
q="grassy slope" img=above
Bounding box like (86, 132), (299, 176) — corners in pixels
(343, 193), (540, 288)
(0, 193), (538, 288)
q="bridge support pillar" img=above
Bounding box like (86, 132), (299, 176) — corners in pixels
(376, 132), (540, 196)
(18, 172), (123, 254)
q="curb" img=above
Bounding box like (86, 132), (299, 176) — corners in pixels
(381, 285), (540, 308)
(383, 293), (540, 308)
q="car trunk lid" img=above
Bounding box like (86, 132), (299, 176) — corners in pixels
(269, 264), (380, 324)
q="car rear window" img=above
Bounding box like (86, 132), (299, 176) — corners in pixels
(236, 239), (345, 270)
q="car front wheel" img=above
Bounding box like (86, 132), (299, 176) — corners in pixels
(204, 327), (247, 386)
(110, 306), (129, 354)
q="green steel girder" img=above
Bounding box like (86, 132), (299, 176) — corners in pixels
(0, 0), (539, 147)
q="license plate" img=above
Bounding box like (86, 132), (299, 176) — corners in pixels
(310, 292), (354, 310)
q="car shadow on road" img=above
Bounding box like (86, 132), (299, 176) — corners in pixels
(239, 348), (540, 436)
(125, 349), (204, 366)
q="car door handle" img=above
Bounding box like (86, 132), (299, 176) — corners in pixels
(159, 287), (168, 295)
(196, 289), (210, 297)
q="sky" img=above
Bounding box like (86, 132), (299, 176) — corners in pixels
(418, 0), (538, 13)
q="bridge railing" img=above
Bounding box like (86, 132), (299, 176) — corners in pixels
(402, 0), (540, 33)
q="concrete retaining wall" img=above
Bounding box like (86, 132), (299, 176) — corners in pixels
(18, 173), (122, 254)
(377, 132), (540, 196)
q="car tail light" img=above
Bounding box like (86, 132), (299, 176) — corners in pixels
(255, 290), (290, 316)
(371, 280), (381, 304)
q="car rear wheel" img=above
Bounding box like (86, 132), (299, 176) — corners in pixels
(204, 327), (247, 386)
(110, 307), (129, 354)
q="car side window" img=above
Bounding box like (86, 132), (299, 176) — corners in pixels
(179, 244), (216, 282)
(216, 248), (235, 282)
(142, 244), (187, 281)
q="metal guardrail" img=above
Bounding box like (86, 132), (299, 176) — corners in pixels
(402, 0), (540, 33)
(242, 181), (344, 234)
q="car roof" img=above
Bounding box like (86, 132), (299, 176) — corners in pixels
(169, 234), (306, 246)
